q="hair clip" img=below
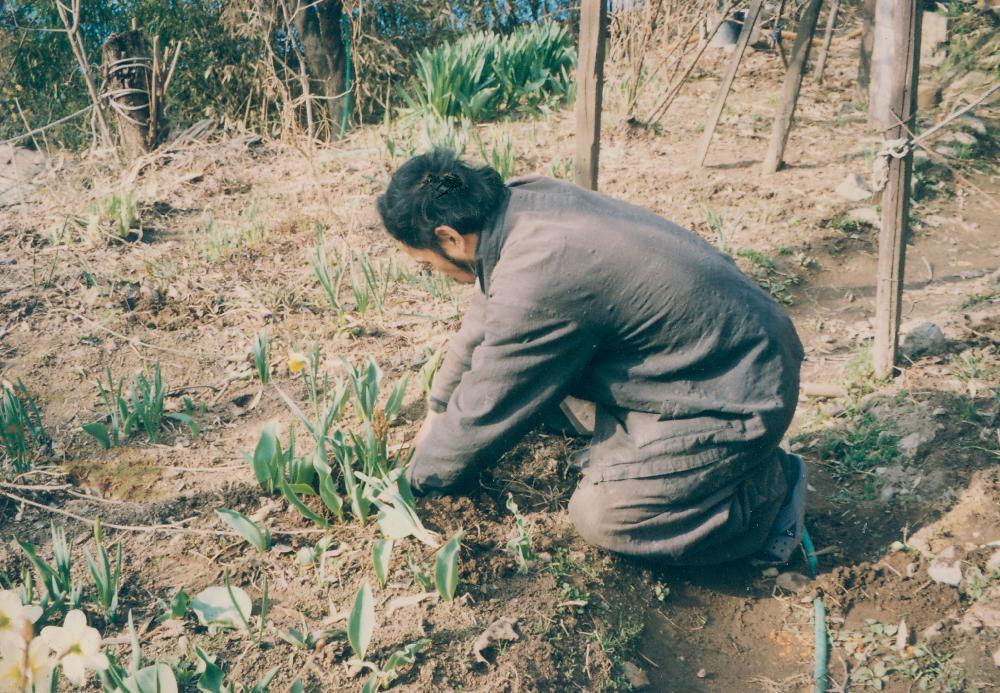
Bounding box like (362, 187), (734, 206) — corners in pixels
(422, 173), (463, 199)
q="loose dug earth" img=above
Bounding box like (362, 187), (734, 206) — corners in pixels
(2, 8), (1000, 693)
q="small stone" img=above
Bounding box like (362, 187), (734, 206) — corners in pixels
(776, 572), (812, 593)
(951, 131), (976, 146)
(906, 562), (920, 578)
(696, 668), (708, 679)
(922, 622), (944, 641)
(880, 484), (899, 503)
(994, 648), (1000, 668)
(762, 567), (779, 578)
(902, 322), (948, 358)
(899, 431), (931, 458)
(986, 549), (1000, 573)
(934, 145), (957, 158)
(970, 602), (1000, 629)
(928, 547), (963, 587)
(835, 174), (873, 202)
(895, 619), (911, 652)
(623, 662), (650, 689)
(846, 207), (880, 226)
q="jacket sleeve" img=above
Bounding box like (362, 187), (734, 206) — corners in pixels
(427, 286), (487, 412)
(408, 295), (597, 493)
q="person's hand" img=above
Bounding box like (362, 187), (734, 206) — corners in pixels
(414, 409), (442, 449)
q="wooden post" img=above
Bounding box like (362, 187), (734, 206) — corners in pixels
(696, 0), (765, 167)
(103, 30), (154, 159)
(761, 0), (824, 174)
(815, 0), (840, 83)
(871, 0), (921, 378)
(858, 0), (876, 100)
(574, 0), (608, 191)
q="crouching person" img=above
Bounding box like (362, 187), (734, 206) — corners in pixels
(375, 149), (806, 566)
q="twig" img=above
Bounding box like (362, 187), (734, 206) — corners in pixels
(0, 489), (326, 537)
(0, 105), (95, 148)
(55, 307), (199, 358)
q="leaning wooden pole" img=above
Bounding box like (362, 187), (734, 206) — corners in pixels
(871, 0), (922, 378)
(761, 0), (824, 174)
(574, 0), (608, 191)
(815, 0), (840, 83)
(696, 0), (765, 167)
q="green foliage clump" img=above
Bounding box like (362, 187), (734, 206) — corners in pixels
(403, 22), (575, 122)
(1, 381), (49, 473)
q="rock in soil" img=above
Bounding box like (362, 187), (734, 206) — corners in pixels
(902, 322), (948, 358)
(846, 207), (880, 226)
(775, 572), (812, 593)
(922, 622), (945, 641)
(986, 549), (1000, 573)
(623, 662), (650, 689)
(928, 546), (963, 587)
(835, 174), (874, 202)
(472, 616), (519, 665)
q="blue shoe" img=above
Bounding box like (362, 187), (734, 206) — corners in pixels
(754, 453), (807, 565)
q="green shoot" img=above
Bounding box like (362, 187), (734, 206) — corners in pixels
(419, 346), (445, 399)
(505, 494), (535, 574)
(85, 518), (122, 620)
(18, 524), (82, 616)
(311, 231), (345, 315)
(216, 508), (271, 552)
(372, 539), (393, 588)
(406, 553), (434, 592)
(434, 531), (463, 601)
(252, 333), (270, 385)
(0, 380), (48, 473)
(348, 582), (375, 661)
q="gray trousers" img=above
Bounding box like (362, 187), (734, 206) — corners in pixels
(567, 406), (793, 565)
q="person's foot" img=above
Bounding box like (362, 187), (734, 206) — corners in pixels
(754, 453), (807, 565)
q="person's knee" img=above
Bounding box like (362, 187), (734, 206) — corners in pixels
(568, 480), (617, 549)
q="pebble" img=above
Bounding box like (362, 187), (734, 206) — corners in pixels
(834, 174), (873, 202)
(696, 668), (708, 679)
(623, 662), (650, 689)
(776, 572), (812, 593)
(987, 550), (1000, 573)
(846, 207), (880, 226)
(928, 545), (963, 587)
(994, 648), (1000, 668)
(922, 622), (944, 641)
(902, 322), (947, 358)
(761, 567), (779, 578)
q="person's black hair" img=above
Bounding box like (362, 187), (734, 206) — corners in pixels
(376, 148), (507, 250)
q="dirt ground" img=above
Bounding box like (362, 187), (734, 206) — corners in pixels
(2, 7), (999, 692)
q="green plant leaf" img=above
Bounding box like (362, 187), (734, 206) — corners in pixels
(190, 585), (252, 630)
(279, 476), (330, 528)
(81, 422), (112, 449)
(434, 531), (463, 602)
(315, 461), (344, 521)
(215, 508), (270, 552)
(121, 663), (178, 693)
(251, 423), (281, 491)
(348, 581), (375, 660)
(372, 539), (393, 589)
(361, 674), (379, 693)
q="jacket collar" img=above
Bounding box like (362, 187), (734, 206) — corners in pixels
(474, 185), (513, 295)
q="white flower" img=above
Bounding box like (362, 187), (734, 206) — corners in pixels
(0, 591), (42, 649)
(0, 637), (54, 693)
(37, 610), (108, 687)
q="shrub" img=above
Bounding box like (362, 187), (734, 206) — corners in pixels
(403, 21), (575, 122)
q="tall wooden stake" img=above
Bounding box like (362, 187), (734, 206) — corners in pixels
(871, 0), (921, 378)
(696, 0), (765, 167)
(574, 0), (608, 191)
(815, 0), (840, 83)
(761, 0), (823, 174)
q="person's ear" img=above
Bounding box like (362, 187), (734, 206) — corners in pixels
(434, 225), (464, 253)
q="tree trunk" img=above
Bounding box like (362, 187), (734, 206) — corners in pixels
(103, 30), (155, 159)
(293, 0), (347, 137)
(857, 0), (876, 100)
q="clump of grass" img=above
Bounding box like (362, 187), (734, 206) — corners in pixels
(0, 380), (48, 473)
(813, 412), (901, 483)
(735, 249), (801, 305)
(252, 333), (270, 385)
(81, 365), (199, 448)
(403, 22), (575, 123)
(203, 207), (268, 263)
(476, 133), (516, 180)
(87, 190), (139, 242)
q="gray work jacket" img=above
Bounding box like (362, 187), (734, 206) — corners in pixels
(411, 176), (803, 492)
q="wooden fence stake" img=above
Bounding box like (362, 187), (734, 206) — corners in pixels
(574, 0), (608, 191)
(761, 0), (824, 174)
(871, 0), (922, 378)
(815, 0), (840, 82)
(696, 0), (765, 167)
